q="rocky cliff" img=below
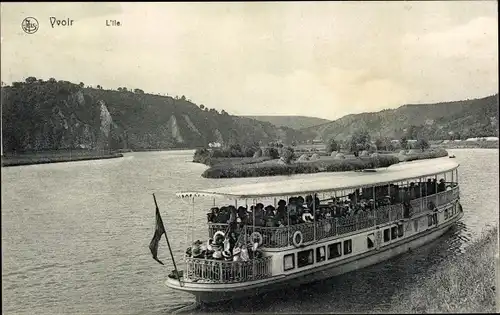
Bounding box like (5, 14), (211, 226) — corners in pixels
(1, 79), (313, 153)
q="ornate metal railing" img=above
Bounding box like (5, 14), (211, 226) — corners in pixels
(206, 187), (459, 249)
(184, 256), (272, 283)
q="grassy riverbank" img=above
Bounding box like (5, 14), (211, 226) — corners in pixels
(202, 155), (401, 178)
(1, 150), (123, 167)
(398, 148), (449, 162)
(390, 226), (498, 313)
(199, 148), (448, 179)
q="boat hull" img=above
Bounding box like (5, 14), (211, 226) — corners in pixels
(166, 210), (463, 303)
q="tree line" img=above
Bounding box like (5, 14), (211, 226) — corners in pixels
(3, 76), (229, 116)
(324, 130), (430, 155)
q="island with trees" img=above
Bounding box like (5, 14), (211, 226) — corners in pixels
(194, 130), (448, 179)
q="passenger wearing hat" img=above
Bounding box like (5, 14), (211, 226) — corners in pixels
(254, 203), (265, 227)
(438, 178), (446, 193)
(207, 207), (218, 223)
(227, 205), (238, 232)
(287, 197), (298, 225)
(191, 244), (203, 258)
(276, 200), (288, 225)
(237, 206), (248, 227)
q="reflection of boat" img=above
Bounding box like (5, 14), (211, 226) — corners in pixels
(449, 155), (456, 158)
(159, 159), (463, 304)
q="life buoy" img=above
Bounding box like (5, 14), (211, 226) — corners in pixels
(292, 230), (304, 247)
(250, 232), (263, 246)
(302, 213), (314, 222)
(213, 231), (225, 243)
(324, 222), (332, 233)
(427, 201), (436, 210)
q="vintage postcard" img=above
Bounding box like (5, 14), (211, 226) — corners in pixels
(1, 2), (498, 314)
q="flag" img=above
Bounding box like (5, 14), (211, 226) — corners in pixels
(149, 201), (166, 265)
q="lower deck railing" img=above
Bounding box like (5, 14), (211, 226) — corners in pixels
(207, 187), (459, 249)
(184, 256), (272, 283)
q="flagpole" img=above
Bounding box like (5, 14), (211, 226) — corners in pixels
(153, 193), (183, 287)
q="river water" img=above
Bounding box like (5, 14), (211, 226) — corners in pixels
(1, 149), (498, 314)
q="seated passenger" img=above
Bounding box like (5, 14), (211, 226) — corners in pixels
(276, 200), (287, 223)
(314, 194), (321, 209)
(264, 205), (275, 218)
(438, 179), (446, 193)
(237, 206), (248, 226)
(287, 197), (299, 225)
(254, 203), (265, 226)
(305, 195), (314, 209)
(207, 207), (218, 223)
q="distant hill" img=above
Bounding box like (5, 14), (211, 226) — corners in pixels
(304, 94), (499, 141)
(1, 78), (314, 153)
(244, 115), (331, 130)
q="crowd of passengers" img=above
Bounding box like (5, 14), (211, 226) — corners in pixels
(185, 231), (263, 262)
(207, 178), (451, 228)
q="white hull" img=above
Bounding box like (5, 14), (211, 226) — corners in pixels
(166, 205), (463, 303)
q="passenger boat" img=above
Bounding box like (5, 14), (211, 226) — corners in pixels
(163, 158), (463, 304)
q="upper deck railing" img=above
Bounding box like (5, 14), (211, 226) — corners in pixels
(208, 185), (460, 249)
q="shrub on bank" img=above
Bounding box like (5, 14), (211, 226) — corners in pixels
(391, 227), (498, 313)
(400, 148), (448, 162)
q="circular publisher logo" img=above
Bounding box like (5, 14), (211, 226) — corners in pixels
(22, 17), (39, 34)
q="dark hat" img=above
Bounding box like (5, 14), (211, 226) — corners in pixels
(256, 203), (264, 209)
(278, 199), (287, 206)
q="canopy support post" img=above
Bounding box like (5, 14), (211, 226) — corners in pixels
(435, 174), (438, 207)
(419, 177), (422, 213)
(313, 193), (317, 241)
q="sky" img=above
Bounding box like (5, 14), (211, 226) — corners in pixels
(1, 2), (498, 120)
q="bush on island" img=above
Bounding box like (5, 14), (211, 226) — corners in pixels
(310, 153), (320, 160)
(334, 153), (346, 160)
(360, 150), (368, 157)
(280, 146), (295, 164)
(402, 148), (448, 162)
(297, 154), (309, 162)
(253, 148), (262, 158)
(399, 150), (406, 155)
(330, 151), (338, 157)
(262, 147), (280, 159)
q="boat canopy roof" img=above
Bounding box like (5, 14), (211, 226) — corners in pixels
(176, 158), (459, 199)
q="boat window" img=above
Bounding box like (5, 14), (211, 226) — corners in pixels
(444, 209), (449, 219)
(428, 214), (433, 226)
(367, 233), (375, 248)
(397, 224), (404, 238)
(391, 226), (398, 240)
(316, 246), (326, 263)
(328, 242), (342, 259)
(297, 249), (314, 268)
(343, 239), (352, 255)
(433, 213), (438, 225)
(284, 253), (295, 271)
(383, 229), (390, 242)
